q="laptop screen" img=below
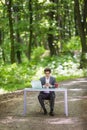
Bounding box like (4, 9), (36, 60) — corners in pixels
(31, 80), (42, 89)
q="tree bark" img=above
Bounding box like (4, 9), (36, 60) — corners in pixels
(28, 0), (33, 60)
(74, 5), (79, 36)
(74, 0), (87, 68)
(47, 0), (57, 56)
(83, 0), (87, 36)
(16, 32), (22, 64)
(13, 3), (22, 63)
(6, 0), (15, 63)
(0, 29), (5, 62)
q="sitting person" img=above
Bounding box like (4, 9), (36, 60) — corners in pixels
(38, 68), (56, 116)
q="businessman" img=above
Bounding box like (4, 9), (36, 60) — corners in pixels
(38, 68), (56, 116)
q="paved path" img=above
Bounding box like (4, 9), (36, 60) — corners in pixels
(0, 78), (87, 130)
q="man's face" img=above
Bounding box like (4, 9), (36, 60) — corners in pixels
(45, 71), (51, 78)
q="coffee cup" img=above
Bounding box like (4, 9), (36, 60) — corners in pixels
(54, 83), (58, 88)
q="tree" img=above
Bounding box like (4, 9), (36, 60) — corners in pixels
(6, 0), (15, 63)
(0, 29), (5, 62)
(13, 3), (22, 63)
(1, 0), (87, 67)
(28, 0), (33, 60)
(0, 1), (6, 63)
(47, 0), (58, 56)
(74, 0), (87, 68)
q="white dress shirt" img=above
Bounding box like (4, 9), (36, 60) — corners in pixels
(43, 77), (50, 93)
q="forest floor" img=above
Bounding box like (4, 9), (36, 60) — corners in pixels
(0, 78), (87, 130)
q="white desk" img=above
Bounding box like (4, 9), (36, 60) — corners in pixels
(23, 88), (68, 116)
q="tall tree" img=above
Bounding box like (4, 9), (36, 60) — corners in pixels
(47, 0), (57, 56)
(28, 0), (33, 60)
(0, 29), (5, 62)
(13, 3), (22, 63)
(0, 0), (7, 63)
(74, 0), (87, 68)
(6, 0), (15, 63)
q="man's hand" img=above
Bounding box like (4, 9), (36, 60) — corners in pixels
(44, 83), (52, 88)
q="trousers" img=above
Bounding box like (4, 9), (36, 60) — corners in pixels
(38, 92), (55, 112)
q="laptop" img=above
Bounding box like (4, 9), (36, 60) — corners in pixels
(31, 80), (42, 89)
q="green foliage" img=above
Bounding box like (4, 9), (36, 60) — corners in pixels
(32, 46), (45, 62)
(36, 52), (84, 81)
(0, 0), (87, 92)
(83, 69), (87, 77)
(0, 51), (86, 92)
(63, 36), (81, 52)
(0, 63), (35, 91)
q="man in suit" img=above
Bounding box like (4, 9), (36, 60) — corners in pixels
(38, 68), (56, 116)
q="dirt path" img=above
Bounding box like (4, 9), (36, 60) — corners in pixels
(0, 78), (87, 130)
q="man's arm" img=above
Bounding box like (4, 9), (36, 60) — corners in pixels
(50, 77), (56, 88)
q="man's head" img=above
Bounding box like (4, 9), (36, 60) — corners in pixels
(44, 68), (51, 78)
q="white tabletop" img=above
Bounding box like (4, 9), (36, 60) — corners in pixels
(24, 88), (67, 92)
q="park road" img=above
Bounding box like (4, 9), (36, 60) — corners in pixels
(0, 78), (87, 130)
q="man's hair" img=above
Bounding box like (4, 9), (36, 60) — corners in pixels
(44, 68), (51, 73)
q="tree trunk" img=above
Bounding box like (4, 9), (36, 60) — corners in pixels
(6, 0), (15, 63)
(74, 0), (87, 68)
(13, 3), (22, 63)
(48, 31), (56, 56)
(47, 0), (57, 56)
(16, 32), (22, 64)
(0, 29), (5, 62)
(28, 0), (33, 60)
(83, 0), (87, 36)
(74, 5), (79, 36)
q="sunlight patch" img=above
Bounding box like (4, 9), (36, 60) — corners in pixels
(46, 117), (82, 125)
(0, 116), (29, 124)
(0, 88), (7, 94)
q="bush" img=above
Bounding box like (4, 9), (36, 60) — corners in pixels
(0, 50), (86, 92)
(0, 63), (36, 91)
(32, 46), (45, 62)
(63, 36), (81, 52)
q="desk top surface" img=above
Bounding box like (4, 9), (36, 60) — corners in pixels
(24, 88), (67, 92)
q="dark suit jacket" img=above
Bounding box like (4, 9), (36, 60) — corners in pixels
(40, 76), (56, 86)
(40, 76), (56, 94)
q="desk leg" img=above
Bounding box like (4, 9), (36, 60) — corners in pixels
(23, 90), (27, 115)
(64, 90), (68, 116)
